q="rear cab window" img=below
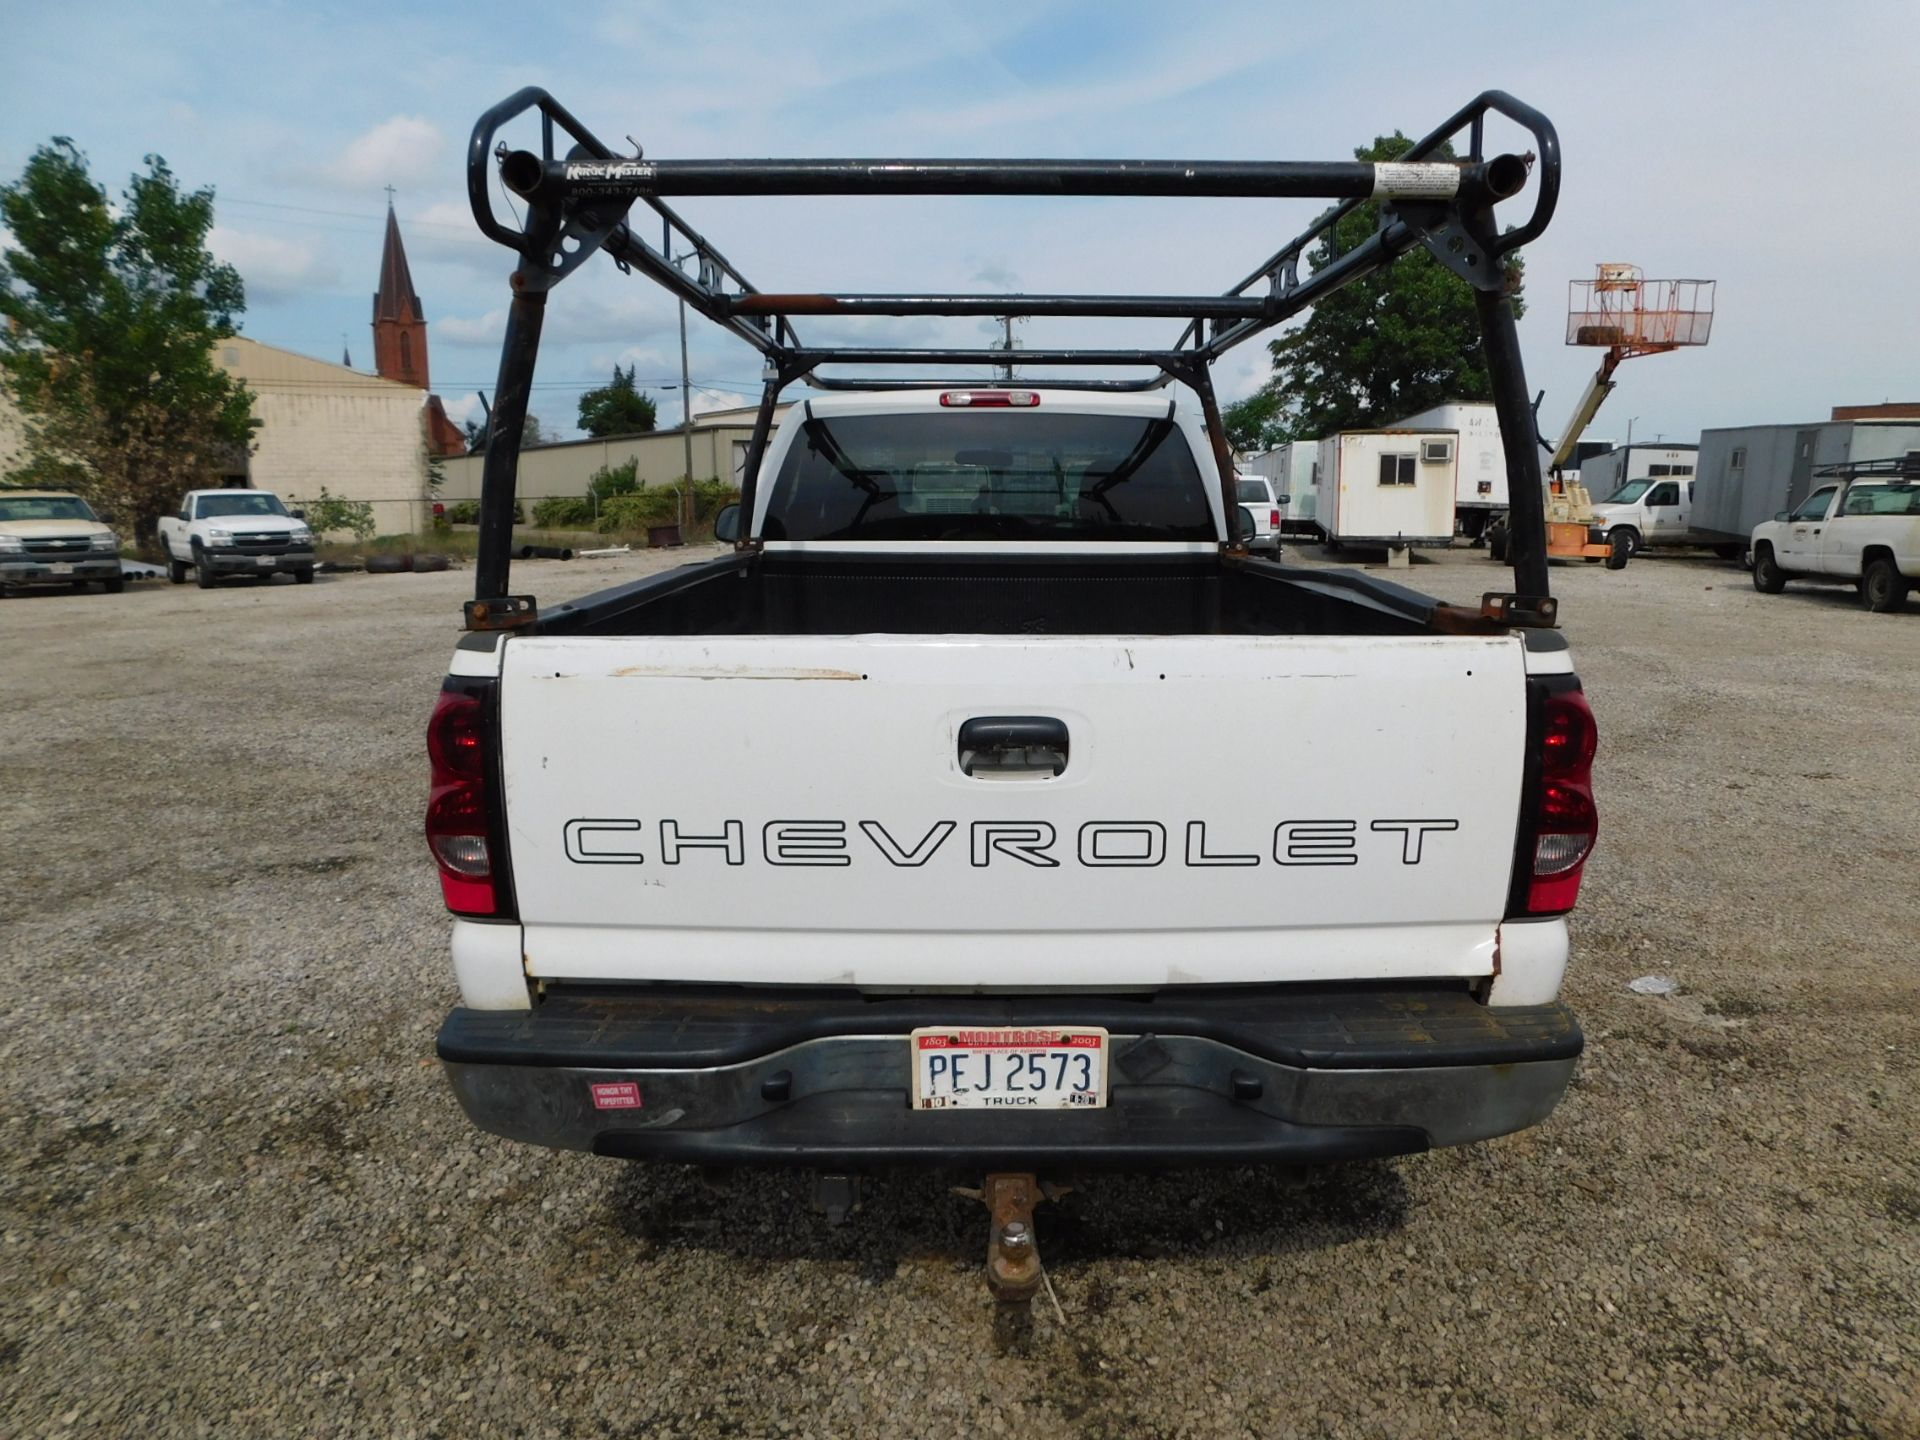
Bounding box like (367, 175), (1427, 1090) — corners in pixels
(1841, 483), (1920, 516)
(761, 409), (1214, 542)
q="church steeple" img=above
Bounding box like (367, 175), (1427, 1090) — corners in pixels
(372, 199), (429, 388)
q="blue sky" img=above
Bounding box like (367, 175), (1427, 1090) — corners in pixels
(5, 0), (1916, 445)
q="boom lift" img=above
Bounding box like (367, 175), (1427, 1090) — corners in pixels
(1491, 265), (1715, 567)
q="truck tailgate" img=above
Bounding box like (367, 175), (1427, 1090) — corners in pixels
(499, 633), (1527, 988)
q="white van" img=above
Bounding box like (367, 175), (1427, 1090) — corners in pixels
(1590, 469), (1742, 560)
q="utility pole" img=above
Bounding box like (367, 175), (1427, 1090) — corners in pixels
(995, 316), (1021, 383)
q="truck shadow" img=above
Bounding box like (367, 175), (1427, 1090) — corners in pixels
(602, 1160), (1408, 1277)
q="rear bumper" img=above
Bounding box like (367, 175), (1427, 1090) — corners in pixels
(438, 985), (1581, 1169)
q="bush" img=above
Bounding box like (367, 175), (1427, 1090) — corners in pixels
(443, 499), (522, 526)
(293, 487), (375, 541)
(531, 496), (595, 529)
(597, 479), (743, 536)
(689, 478), (741, 521)
(586, 458), (640, 505)
(596, 490), (680, 532)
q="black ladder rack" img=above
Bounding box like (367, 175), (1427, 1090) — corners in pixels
(461, 87), (1561, 630)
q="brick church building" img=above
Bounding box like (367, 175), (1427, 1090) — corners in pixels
(373, 203), (467, 456)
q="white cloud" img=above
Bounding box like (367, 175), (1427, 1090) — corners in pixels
(690, 388), (751, 418)
(606, 346), (673, 377)
(206, 226), (338, 300)
(970, 260), (1023, 289)
(328, 115), (446, 190)
(443, 391), (487, 427)
(436, 308), (506, 345)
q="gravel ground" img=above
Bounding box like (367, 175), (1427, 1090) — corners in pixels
(2, 545), (1916, 1439)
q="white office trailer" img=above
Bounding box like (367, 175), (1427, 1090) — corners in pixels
(1311, 429), (1459, 551)
(1395, 403), (1507, 538)
(1692, 421), (1920, 547)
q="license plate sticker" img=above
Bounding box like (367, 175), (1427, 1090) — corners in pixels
(910, 1026), (1108, 1111)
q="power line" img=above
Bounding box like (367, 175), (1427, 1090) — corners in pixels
(220, 194), (490, 237)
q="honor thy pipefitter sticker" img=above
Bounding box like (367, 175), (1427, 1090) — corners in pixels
(589, 1081), (643, 1110)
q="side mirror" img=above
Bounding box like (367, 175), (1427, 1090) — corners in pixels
(290, 507), (306, 520)
(713, 503), (743, 544)
(1275, 494), (1290, 506)
(1774, 511), (1789, 522)
(1232, 505), (1256, 543)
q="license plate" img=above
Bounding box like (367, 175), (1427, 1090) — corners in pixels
(256, 556), (275, 567)
(50, 562), (73, 575)
(910, 1026), (1108, 1110)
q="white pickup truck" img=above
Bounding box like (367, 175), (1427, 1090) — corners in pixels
(157, 489), (316, 588)
(1233, 472), (1284, 554)
(431, 389), (1595, 1167)
(431, 86), (1586, 1287)
(1750, 466), (1919, 612)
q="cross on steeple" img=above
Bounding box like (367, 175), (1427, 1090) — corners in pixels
(384, 184), (396, 207)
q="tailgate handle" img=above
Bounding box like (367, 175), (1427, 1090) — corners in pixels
(958, 716), (1069, 777)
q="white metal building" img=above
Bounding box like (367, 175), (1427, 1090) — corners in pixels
(436, 405), (796, 506)
(1394, 402), (1507, 534)
(1, 337), (436, 538)
(214, 336), (434, 536)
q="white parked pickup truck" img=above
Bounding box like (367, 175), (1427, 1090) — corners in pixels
(1750, 465), (1920, 612)
(0, 490), (124, 594)
(1233, 472), (1284, 554)
(431, 389), (1596, 1164)
(157, 489), (316, 588)
(430, 85), (1584, 1288)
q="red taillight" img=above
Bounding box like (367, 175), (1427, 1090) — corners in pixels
(1269, 508), (1281, 528)
(939, 389), (1040, 407)
(1524, 687), (1598, 914)
(425, 687), (503, 916)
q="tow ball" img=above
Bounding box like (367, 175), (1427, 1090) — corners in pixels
(952, 1173), (1068, 1304)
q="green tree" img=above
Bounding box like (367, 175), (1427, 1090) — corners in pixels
(1237, 133), (1525, 440)
(576, 364), (658, 437)
(585, 456), (640, 506)
(0, 140), (257, 550)
(1222, 389), (1292, 455)
(464, 411), (545, 452)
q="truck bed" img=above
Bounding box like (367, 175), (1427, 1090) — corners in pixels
(528, 552), (1446, 639)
